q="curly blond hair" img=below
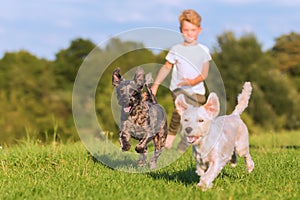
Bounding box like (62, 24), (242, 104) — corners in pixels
(179, 9), (201, 30)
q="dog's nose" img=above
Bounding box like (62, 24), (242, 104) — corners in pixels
(185, 127), (193, 134)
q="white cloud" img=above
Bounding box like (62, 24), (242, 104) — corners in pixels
(55, 19), (74, 29)
(152, 0), (184, 7)
(278, 0), (300, 6)
(89, 0), (195, 25)
(0, 27), (5, 34)
(0, 1), (23, 20)
(1, 0), (299, 60)
(112, 12), (146, 23)
(215, 0), (258, 4)
(215, 0), (300, 6)
(51, 0), (97, 3)
(223, 23), (254, 35)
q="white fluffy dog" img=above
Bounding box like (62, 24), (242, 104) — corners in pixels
(175, 82), (255, 190)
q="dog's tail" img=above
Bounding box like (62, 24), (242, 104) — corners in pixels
(144, 73), (157, 104)
(232, 82), (252, 115)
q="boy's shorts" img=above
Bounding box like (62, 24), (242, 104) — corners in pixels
(168, 88), (206, 135)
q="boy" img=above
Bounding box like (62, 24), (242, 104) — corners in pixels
(151, 9), (212, 151)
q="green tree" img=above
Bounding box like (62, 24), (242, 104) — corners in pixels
(212, 32), (300, 131)
(54, 38), (97, 89)
(212, 32), (264, 111)
(0, 51), (58, 143)
(270, 32), (300, 92)
(270, 32), (300, 75)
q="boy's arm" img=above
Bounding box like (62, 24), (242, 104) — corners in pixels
(177, 61), (209, 86)
(151, 61), (173, 95)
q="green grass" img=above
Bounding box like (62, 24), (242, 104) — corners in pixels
(0, 131), (299, 200)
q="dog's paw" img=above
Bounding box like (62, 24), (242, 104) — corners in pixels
(246, 160), (254, 173)
(150, 163), (156, 169)
(121, 143), (131, 152)
(135, 145), (146, 153)
(230, 162), (237, 168)
(137, 159), (147, 167)
(196, 170), (204, 177)
(197, 181), (213, 191)
(149, 159), (157, 169)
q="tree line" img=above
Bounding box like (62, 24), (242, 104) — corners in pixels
(1, 32), (299, 145)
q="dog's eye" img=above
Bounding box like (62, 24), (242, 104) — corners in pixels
(184, 118), (188, 122)
(198, 119), (204, 123)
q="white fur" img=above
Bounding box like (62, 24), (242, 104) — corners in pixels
(175, 82), (254, 190)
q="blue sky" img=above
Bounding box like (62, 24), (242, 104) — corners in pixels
(1, 0), (300, 60)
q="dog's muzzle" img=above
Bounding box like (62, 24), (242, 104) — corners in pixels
(123, 106), (132, 113)
(185, 127), (193, 134)
(184, 127), (200, 144)
(118, 96), (136, 113)
(120, 101), (133, 113)
(186, 136), (200, 144)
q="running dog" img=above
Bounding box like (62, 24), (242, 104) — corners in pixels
(175, 82), (255, 190)
(112, 67), (167, 169)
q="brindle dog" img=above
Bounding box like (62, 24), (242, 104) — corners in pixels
(112, 67), (167, 169)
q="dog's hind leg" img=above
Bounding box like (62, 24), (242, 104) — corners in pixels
(150, 125), (167, 169)
(135, 137), (152, 167)
(235, 124), (254, 173)
(150, 148), (163, 169)
(138, 147), (148, 167)
(244, 153), (254, 173)
(236, 148), (254, 173)
(150, 141), (161, 169)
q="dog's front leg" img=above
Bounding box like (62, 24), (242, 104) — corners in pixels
(193, 147), (206, 176)
(119, 130), (131, 151)
(197, 160), (224, 191)
(195, 162), (206, 177)
(135, 136), (152, 153)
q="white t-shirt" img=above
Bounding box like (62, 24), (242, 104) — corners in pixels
(166, 43), (211, 95)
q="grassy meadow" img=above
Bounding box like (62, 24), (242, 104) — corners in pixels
(0, 131), (299, 200)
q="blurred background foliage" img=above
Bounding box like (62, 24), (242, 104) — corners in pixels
(1, 32), (300, 145)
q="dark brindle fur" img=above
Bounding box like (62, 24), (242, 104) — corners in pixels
(112, 67), (167, 169)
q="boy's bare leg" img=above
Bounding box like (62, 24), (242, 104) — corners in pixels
(165, 134), (176, 149)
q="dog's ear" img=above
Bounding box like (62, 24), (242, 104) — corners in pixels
(175, 94), (189, 116)
(134, 67), (145, 89)
(112, 67), (122, 87)
(203, 93), (220, 118)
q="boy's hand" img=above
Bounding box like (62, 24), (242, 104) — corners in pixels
(151, 84), (159, 96)
(177, 78), (193, 86)
(142, 92), (148, 100)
